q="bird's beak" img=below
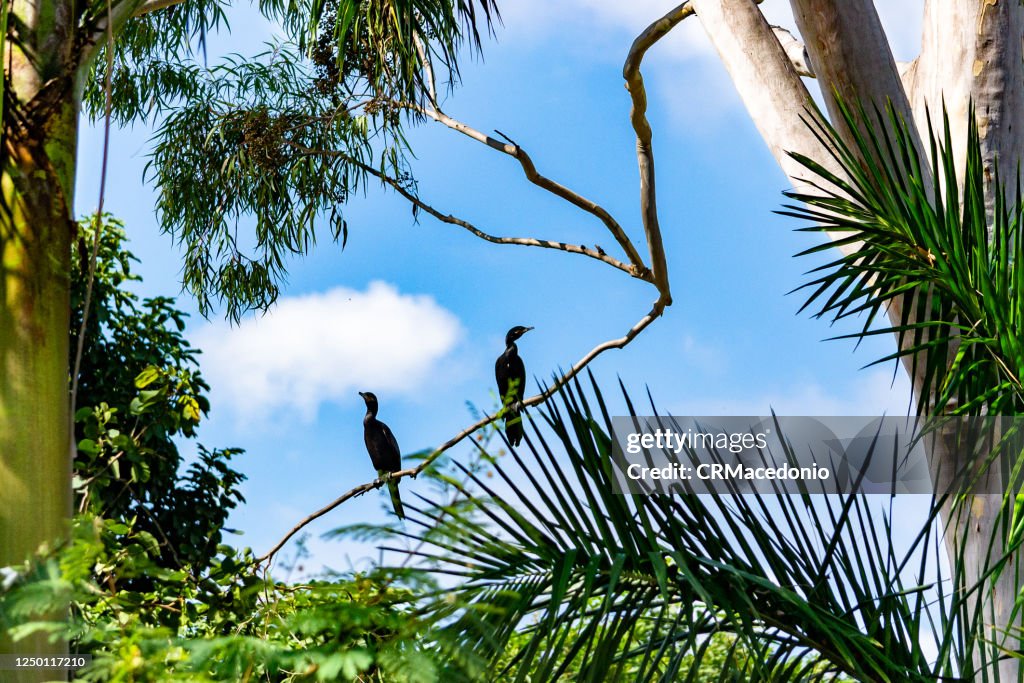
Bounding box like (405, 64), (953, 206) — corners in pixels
(524, 326), (535, 332)
(358, 391), (367, 399)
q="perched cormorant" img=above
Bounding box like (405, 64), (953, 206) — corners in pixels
(359, 391), (405, 519)
(495, 326), (533, 446)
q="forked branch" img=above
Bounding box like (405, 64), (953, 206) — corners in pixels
(257, 6), (684, 567)
(287, 142), (644, 277)
(405, 102), (649, 275)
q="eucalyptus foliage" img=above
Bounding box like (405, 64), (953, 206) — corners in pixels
(82, 0), (498, 320)
(84, 0), (498, 123)
(146, 48), (383, 319)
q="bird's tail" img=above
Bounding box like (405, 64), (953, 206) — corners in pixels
(504, 406), (524, 447)
(387, 479), (405, 519)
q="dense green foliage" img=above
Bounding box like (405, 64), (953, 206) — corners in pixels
(2, 219), (442, 681)
(71, 217), (245, 575)
(1, 515), (437, 681)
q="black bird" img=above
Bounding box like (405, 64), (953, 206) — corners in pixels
(495, 326), (533, 446)
(359, 391), (405, 519)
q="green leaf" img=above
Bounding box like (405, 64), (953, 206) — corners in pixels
(134, 365), (161, 388)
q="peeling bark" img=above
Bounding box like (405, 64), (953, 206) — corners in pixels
(791, 3), (1021, 678)
(914, 0), (1024, 210)
(789, 0), (928, 181)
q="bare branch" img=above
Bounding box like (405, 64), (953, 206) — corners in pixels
(769, 27), (913, 82)
(255, 293), (669, 567)
(623, 4), (684, 297)
(405, 103), (649, 276)
(624, 2), (694, 70)
(413, 32), (438, 106)
(288, 143), (644, 278)
(257, 7), (690, 567)
(771, 26), (814, 78)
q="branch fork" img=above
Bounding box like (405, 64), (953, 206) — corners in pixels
(258, 4), (684, 568)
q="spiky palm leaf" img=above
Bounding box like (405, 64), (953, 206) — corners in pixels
(782, 102), (1024, 417)
(335, 374), (1020, 682)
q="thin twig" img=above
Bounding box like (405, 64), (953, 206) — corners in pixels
(69, 0), (115, 459)
(403, 102), (649, 276)
(288, 142), (644, 278)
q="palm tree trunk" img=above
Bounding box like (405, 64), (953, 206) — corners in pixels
(0, 6), (79, 672)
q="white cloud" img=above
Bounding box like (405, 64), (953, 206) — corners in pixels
(193, 282), (464, 423)
(669, 367), (914, 417)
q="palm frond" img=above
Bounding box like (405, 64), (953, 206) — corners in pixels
(332, 374), (1022, 681)
(783, 101), (1024, 416)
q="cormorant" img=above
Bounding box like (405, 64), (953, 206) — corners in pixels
(359, 391), (405, 519)
(495, 326), (533, 446)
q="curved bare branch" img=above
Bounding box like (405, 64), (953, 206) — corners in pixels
(257, 6), (685, 567)
(623, 6), (678, 297)
(255, 292), (669, 567)
(288, 142), (643, 277)
(406, 103), (649, 276)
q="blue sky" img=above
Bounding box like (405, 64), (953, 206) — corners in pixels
(74, 1), (926, 572)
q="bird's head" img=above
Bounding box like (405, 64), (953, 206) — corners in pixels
(505, 325), (534, 346)
(359, 391), (379, 413)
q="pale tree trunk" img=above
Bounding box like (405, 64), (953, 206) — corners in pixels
(0, 0), (79, 679)
(913, 0), (1024, 211)
(912, 6), (1024, 680)
(694, 0), (1024, 679)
